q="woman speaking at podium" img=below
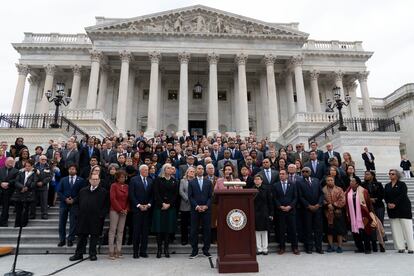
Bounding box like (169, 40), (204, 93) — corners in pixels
(214, 163), (243, 191)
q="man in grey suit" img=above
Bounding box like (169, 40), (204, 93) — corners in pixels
(217, 150), (238, 177)
(293, 144), (310, 164)
(100, 140), (115, 168)
(62, 140), (79, 169)
(258, 158), (279, 190)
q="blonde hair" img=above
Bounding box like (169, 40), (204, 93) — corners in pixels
(184, 166), (196, 180)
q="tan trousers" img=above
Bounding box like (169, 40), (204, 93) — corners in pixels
(108, 210), (127, 253)
(390, 218), (414, 251)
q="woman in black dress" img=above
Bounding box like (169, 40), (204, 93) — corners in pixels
(152, 163), (178, 258)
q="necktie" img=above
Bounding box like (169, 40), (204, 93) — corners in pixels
(329, 151), (333, 158)
(289, 174), (293, 183)
(308, 178), (312, 187)
(89, 147), (93, 157)
(70, 176), (74, 187)
(266, 170), (271, 183)
(199, 178), (203, 191)
(312, 161), (317, 173)
(143, 177), (147, 190)
(283, 181), (287, 195)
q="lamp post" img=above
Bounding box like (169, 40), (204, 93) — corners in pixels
(46, 82), (72, 128)
(326, 86), (351, 131)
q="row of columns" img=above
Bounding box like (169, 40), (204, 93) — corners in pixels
(12, 52), (375, 138)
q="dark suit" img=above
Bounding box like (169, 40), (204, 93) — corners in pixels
(188, 177), (212, 254)
(46, 148), (61, 160)
(57, 175), (86, 242)
(304, 160), (326, 181)
(258, 168), (279, 190)
(298, 176), (324, 251)
(62, 149), (80, 169)
(272, 180), (298, 249)
(324, 151), (341, 166)
(79, 146), (100, 168)
(100, 149), (115, 167)
(0, 166), (19, 226)
(362, 152), (376, 171)
(294, 151), (310, 164)
(129, 175), (153, 255)
(228, 148), (242, 161)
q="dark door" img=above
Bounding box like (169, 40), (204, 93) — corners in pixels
(188, 120), (207, 136)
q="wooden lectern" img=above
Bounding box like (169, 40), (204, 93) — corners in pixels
(215, 188), (259, 273)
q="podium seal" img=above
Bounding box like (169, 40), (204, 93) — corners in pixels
(226, 209), (247, 231)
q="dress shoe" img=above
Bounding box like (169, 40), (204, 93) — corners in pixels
(67, 240), (74, 247)
(69, 254), (83, 261)
(0, 222), (8, 227)
(256, 252), (262, 255)
(326, 245), (334, 253)
(139, 253), (148, 258)
(305, 250), (312, 254)
(336, 247), (343, 253)
(379, 245), (386, 252)
(408, 250), (414, 254)
(133, 253), (139, 259)
(203, 251), (211, 257)
(293, 249), (300, 255)
(181, 241), (188, 246)
(156, 249), (162, 259)
(398, 249), (405, 253)
(89, 255), (97, 261)
(364, 250), (371, 254)
(57, 241), (65, 247)
(29, 215), (35, 220)
(354, 249), (364, 253)
(277, 249), (285, 255)
(41, 215), (48, 220)
(316, 249), (324, 254)
(262, 251), (268, 255)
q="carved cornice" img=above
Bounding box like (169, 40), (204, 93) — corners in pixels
(148, 51), (161, 64)
(207, 52), (219, 65)
(178, 52), (191, 64)
(333, 70), (344, 82)
(44, 64), (56, 76)
(289, 55), (303, 67)
(16, 64), (30, 76)
(263, 54), (276, 66)
(309, 69), (320, 81)
(235, 53), (248, 66)
(357, 71), (369, 82)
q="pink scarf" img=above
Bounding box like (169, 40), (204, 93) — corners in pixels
(347, 189), (364, 233)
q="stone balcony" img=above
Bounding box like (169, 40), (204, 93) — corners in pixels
(22, 32), (92, 44)
(303, 40), (364, 51)
(61, 109), (117, 139)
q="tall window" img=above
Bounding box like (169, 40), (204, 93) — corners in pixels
(143, 89), (149, 100)
(168, 90), (178, 100)
(218, 90), (227, 101)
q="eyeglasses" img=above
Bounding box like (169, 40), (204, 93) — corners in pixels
(388, 173), (395, 175)
(302, 170), (310, 173)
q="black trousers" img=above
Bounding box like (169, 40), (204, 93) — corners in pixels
(353, 229), (371, 252)
(14, 201), (30, 227)
(0, 189), (13, 225)
(75, 233), (99, 257)
(180, 211), (190, 244)
(30, 189), (48, 217)
(365, 162), (376, 171)
(190, 210), (211, 254)
(295, 206), (306, 243)
(276, 210), (298, 249)
(304, 208), (323, 251)
(132, 210), (150, 254)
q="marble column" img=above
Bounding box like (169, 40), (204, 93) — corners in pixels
(145, 51), (161, 137)
(178, 52), (190, 135)
(26, 76), (39, 114)
(38, 64), (56, 114)
(116, 50), (132, 134)
(358, 71), (374, 118)
(347, 81), (359, 118)
(291, 56), (307, 113)
(96, 65), (109, 110)
(284, 70), (296, 119)
(69, 65), (82, 109)
(310, 70), (322, 113)
(207, 52), (219, 136)
(86, 50), (103, 109)
(263, 54), (280, 139)
(11, 64), (30, 114)
(127, 68), (136, 131)
(259, 72), (269, 137)
(235, 53), (249, 138)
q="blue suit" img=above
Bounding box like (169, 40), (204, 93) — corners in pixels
(188, 178), (212, 254)
(129, 175), (153, 255)
(56, 175), (86, 243)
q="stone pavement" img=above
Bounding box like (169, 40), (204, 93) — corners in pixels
(0, 251), (413, 276)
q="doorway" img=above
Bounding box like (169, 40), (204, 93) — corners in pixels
(188, 120), (207, 136)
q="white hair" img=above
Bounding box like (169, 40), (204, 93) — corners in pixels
(158, 163), (172, 178)
(139, 164), (148, 172)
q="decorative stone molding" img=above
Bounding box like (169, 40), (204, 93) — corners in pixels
(263, 54), (276, 66)
(178, 52), (191, 64)
(71, 65), (82, 76)
(334, 70), (344, 82)
(119, 50), (133, 63)
(235, 53), (248, 65)
(16, 64), (30, 76)
(90, 50), (103, 62)
(309, 69), (320, 80)
(148, 51), (161, 64)
(207, 52), (219, 64)
(289, 55), (303, 67)
(357, 71), (369, 82)
(44, 64), (56, 76)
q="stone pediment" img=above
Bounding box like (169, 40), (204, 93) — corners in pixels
(86, 5), (308, 41)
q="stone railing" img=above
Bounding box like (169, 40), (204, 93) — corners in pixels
(384, 83), (414, 105)
(292, 112), (339, 123)
(303, 40), (364, 51)
(22, 32), (92, 44)
(62, 109), (117, 132)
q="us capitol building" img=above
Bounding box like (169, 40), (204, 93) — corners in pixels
(5, 5), (414, 169)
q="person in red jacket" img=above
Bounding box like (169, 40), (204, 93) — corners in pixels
(108, 170), (129, 259)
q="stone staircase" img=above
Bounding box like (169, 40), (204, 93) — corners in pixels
(1, 172), (414, 254)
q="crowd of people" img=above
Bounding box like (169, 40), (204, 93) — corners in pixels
(0, 130), (413, 262)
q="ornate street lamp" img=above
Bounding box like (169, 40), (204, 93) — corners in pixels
(326, 86), (351, 131)
(46, 82), (72, 128)
(193, 57), (203, 95)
